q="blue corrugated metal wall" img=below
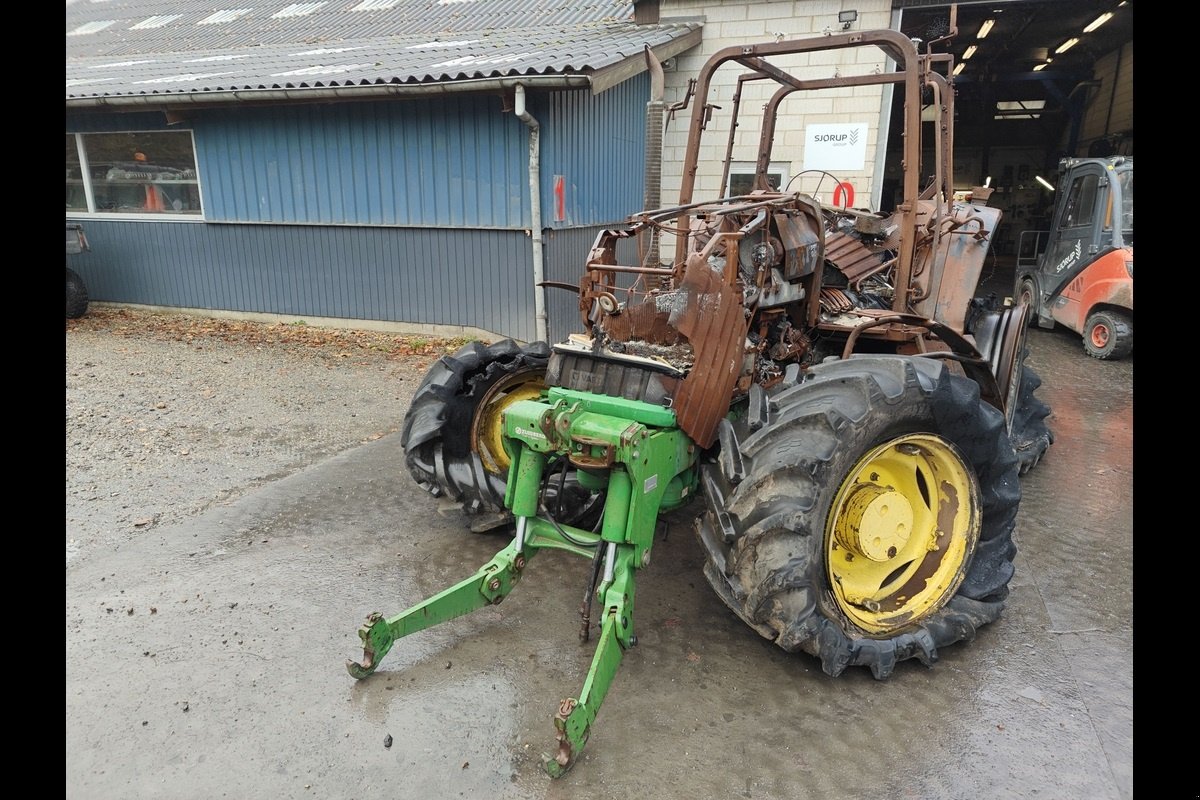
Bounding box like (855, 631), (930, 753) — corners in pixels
(66, 75), (651, 337)
(68, 80), (648, 230)
(543, 72), (649, 228)
(190, 97), (531, 227)
(185, 84), (649, 229)
(67, 219), (537, 341)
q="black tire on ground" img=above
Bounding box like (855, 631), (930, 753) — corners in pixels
(401, 338), (601, 531)
(66, 267), (89, 319)
(1016, 276), (1038, 325)
(1082, 310), (1133, 360)
(695, 355), (1020, 680)
(1008, 353), (1053, 475)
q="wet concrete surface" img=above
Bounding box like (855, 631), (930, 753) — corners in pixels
(66, 278), (1132, 799)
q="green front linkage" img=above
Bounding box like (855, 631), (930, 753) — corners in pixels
(347, 387), (698, 776)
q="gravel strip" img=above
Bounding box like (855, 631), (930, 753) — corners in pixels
(66, 308), (471, 565)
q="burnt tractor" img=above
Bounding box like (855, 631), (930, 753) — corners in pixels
(349, 23), (1052, 776)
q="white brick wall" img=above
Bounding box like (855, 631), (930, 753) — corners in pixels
(658, 0), (895, 228)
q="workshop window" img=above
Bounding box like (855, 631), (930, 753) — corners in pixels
(66, 135), (87, 213)
(66, 130), (203, 218)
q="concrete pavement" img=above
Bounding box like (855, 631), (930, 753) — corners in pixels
(65, 320), (1132, 800)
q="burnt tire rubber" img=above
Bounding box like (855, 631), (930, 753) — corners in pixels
(1082, 310), (1133, 360)
(66, 267), (89, 319)
(401, 338), (601, 531)
(1008, 354), (1053, 475)
(695, 356), (1020, 680)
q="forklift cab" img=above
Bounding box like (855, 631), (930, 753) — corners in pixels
(1015, 156), (1133, 358)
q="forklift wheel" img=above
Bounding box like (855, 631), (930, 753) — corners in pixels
(1083, 310), (1133, 360)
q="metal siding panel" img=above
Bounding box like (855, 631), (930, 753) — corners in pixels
(487, 117), (504, 228)
(513, 114), (528, 227)
(370, 108), (391, 226)
(185, 99), (531, 227)
(336, 113), (356, 225)
(352, 105), (376, 226)
(377, 228), (395, 321)
(279, 108), (299, 223)
(261, 121), (284, 224)
(234, 123), (257, 222)
(543, 74), (647, 228)
(309, 112), (331, 224)
(431, 109), (451, 225)
(401, 113), (420, 226)
(67, 220), (536, 338)
(446, 105), (463, 228)
(297, 108), (320, 223)
(215, 122), (243, 222)
(414, 112), (434, 226)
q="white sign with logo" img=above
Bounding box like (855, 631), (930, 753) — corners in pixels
(803, 123), (868, 171)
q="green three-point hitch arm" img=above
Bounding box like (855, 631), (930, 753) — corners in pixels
(347, 387), (699, 776)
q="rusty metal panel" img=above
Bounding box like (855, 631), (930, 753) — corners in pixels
(918, 203), (1004, 330)
(602, 293), (687, 345)
(774, 212), (822, 280)
(825, 231), (892, 285)
(672, 256), (748, 449)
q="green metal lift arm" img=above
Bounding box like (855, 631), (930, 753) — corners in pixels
(346, 388), (699, 777)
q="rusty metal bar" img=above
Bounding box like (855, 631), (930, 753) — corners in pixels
(584, 264), (676, 275)
(677, 31), (923, 250)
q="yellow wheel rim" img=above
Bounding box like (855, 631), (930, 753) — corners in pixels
(825, 433), (981, 635)
(472, 370), (545, 475)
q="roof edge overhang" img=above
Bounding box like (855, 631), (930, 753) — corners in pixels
(588, 26), (702, 94)
(66, 73), (592, 110)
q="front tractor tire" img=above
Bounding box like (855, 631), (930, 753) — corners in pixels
(1082, 310), (1133, 360)
(696, 356), (1020, 680)
(401, 339), (599, 532)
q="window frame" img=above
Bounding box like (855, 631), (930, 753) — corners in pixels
(1061, 173), (1099, 230)
(726, 161), (790, 198)
(66, 129), (206, 222)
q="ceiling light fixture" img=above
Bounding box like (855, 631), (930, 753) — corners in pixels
(963, 44), (977, 59)
(1084, 11), (1113, 32)
(1056, 37), (1079, 54)
(1035, 175), (1056, 192)
(977, 18), (995, 38)
(1033, 62), (1048, 71)
(953, 62), (965, 76)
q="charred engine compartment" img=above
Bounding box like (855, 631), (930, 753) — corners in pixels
(546, 191), (951, 448)
(539, 29), (1006, 451)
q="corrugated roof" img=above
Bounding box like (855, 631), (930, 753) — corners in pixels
(66, 0), (701, 103)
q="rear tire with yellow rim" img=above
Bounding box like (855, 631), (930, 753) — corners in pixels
(696, 355), (1020, 679)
